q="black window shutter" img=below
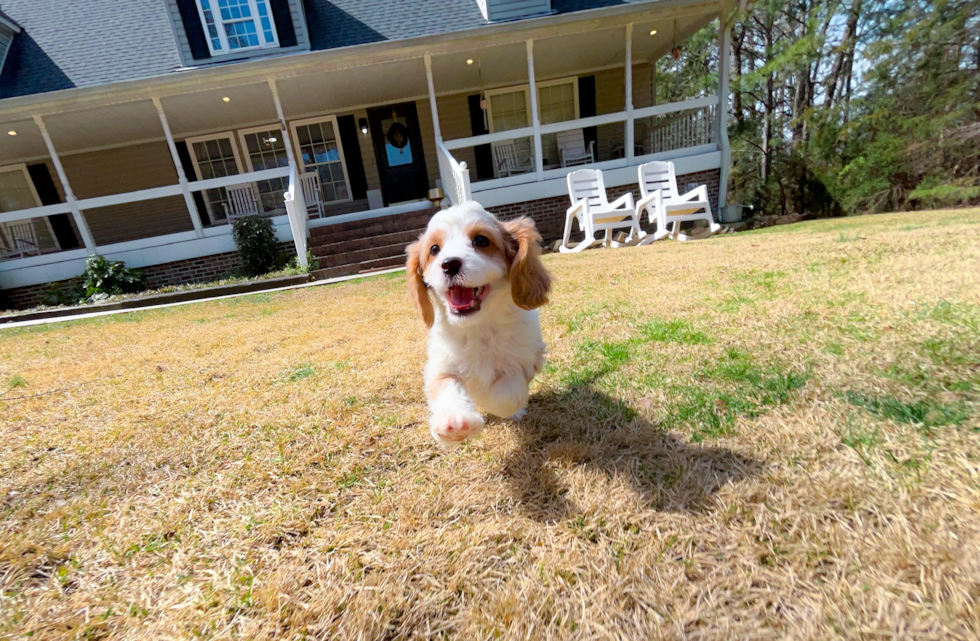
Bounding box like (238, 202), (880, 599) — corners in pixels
(175, 0), (212, 60)
(468, 95), (494, 180)
(176, 141), (211, 226)
(269, 0), (297, 47)
(26, 163), (79, 249)
(578, 76), (597, 153)
(337, 115), (368, 200)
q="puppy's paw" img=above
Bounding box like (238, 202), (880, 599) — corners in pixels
(430, 410), (485, 447)
(508, 407), (527, 421)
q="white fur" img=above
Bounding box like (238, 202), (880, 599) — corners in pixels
(417, 202), (547, 447)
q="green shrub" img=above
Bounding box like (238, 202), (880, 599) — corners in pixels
(83, 256), (144, 298)
(232, 216), (283, 277)
(42, 280), (87, 307)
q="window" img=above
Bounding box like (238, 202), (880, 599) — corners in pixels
(290, 116), (352, 205)
(238, 126), (290, 214)
(196, 0), (278, 56)
(186, 133), (244, 223)
(486, 78), (579, 171)
(0, 165), (59, 255)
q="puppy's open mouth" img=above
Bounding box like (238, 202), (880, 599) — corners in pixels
(447, 285), (490, 316)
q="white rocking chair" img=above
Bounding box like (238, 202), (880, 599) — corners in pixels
(559, 168), (645, 253)
(557, 129), (596, 167)
(635, 161), (721, 242)
(299, 171), (324, 219)
(492, 142), (534, 178)
(0, 221), (41, 259)
(223, 183), (261, 221)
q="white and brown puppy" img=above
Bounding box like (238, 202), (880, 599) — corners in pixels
(406, 201), (552, 446)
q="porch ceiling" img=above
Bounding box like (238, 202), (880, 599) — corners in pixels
(275, 57), (430, 119)
(42, 100), (162, 154)
(159, 83), (279, 138)
(0, 118), (47, 165)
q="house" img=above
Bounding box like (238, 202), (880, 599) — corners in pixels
(0, 0), (742, 309)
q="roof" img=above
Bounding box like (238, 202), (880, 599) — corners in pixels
(0, 0), (667, 101)
(0, 8), (20, 32)
(0, 0), (182, 100)
(304, 0), (655, 51)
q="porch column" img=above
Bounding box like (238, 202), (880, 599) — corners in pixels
(32, 115), (96, 253)
(717, 11), (733, 209)
(424, 54), (442, 141)
(526, 39), (544, 181)
(153, 97), (204, 238)
(625, 23), (635, 164)
(268, 79), (300, 171)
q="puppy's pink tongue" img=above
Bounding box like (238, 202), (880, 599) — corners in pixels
(448, 286), (476, 307)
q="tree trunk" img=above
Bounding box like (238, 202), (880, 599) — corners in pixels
(826, 0), (862, 108)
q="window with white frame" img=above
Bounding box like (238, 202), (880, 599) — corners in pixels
(186, 134), (244, 223)
(486, 78), (579, 172)
(290, 116), (352, 205)
(238, 126), (290, 214)
(196, 0), (279, 56)
(0, 165), (60, 256)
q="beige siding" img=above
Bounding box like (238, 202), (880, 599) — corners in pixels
(414, 99), (438, 190)
(436, 92), (478, 179)
(341, 108), (382, 193)
(61, 142), (193, 245)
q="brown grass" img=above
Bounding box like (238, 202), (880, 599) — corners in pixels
(2, 208), (979, 640)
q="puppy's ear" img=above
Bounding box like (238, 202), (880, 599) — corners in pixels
(406, 240), (434, 327)
(502, 217), (552, 310)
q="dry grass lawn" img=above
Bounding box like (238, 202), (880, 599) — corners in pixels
(2, 209), (979, 640)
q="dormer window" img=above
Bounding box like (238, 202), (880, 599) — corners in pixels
(196, 0), (279, 55)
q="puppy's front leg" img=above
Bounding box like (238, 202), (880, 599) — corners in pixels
(484, 374), (530, 420)
(426, 373), (485, 446)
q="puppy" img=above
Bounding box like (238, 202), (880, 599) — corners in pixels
(406, 201), (552, 446)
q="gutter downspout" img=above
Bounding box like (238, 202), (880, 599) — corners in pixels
(717, 0), (748, 210)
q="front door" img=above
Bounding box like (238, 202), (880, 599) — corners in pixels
(367, 103), (428, 205)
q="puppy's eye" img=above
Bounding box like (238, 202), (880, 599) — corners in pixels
(429, 244), (440, 256)
(472, 235), (490, 248)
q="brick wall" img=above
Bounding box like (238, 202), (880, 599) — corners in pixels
(488, 168), (721, 243)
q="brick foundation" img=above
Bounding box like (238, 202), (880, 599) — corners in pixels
(487, 169), (722, 243)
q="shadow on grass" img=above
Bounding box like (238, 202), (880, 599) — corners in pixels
(500, 375), (762, 523)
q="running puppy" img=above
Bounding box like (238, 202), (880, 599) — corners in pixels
(406, 201), (552, 446)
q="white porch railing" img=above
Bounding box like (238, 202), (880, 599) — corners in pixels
(436, 139), (472, 206)
(282, 164), (309, 270)
(647, 103), (717, 154)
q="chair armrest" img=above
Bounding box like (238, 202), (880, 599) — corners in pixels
(586, 140), (596, 154)
(608, 192), (634, 210)
(677, 185), (709, 202)
(636, 191), (660, 212)
(566, 199), (587, 218)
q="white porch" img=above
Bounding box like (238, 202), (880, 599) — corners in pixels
(0, 0), (737, 294)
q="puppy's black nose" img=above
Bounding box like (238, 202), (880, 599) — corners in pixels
(442, 258), (463, 277)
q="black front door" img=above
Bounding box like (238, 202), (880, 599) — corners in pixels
(367, 102), (429, 205)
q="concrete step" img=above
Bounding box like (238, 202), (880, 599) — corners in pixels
(309, 228), (424, 258)
(310, 255), (406, 280)
(313, 241), (410, 269)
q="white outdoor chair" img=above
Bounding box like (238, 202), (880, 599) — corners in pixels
(559, 168), (645, 253)
(223, 183), (261, 221)
(299, 171), (324, 219)
(492, 142), (534, 178)
(557, 129), (596, 167)
(0, 222), (41, 258)
(635, 161), (721, 242)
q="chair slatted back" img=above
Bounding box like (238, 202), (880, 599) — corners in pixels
(9, 222), (39, 256)
(567, 168), (608, 209)
(226, 183), (260, 219)
(638, 161), (679, 200)
(299, 172), (320, 208)
(557, 129), (586, 157)
(492, 143), (518, 174)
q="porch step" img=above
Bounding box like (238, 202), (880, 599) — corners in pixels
(313, 239), (415, 269)
(309, 228), (424, 258)
(310, 255), (406, 280)
(308, 208), (437, 244)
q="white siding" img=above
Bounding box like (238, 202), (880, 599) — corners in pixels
(483, 0), (551, 22)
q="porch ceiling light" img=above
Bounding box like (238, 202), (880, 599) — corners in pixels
(466, 59), (474, 65)
(649, 29), (657, 36)
(359, 118), (369, 135)
(6, 130), (15, 136)
(222, 96), (231, 103)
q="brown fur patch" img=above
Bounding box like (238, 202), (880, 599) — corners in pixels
(427, 373), (460, 399)
(405, 231), (437, 328)
(463, 220), (509, 267)
(502, 217), (552, 310)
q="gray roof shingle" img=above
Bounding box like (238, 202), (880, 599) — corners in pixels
(0, 0), (659, 101)
(0, 0), (182, 100)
